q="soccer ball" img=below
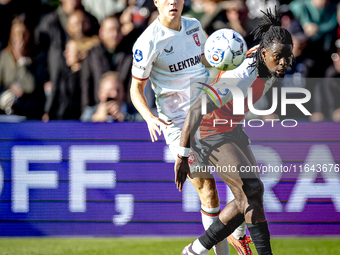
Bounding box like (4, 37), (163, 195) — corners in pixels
(205, 29), (247, 71)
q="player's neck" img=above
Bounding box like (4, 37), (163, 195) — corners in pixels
(258, 63), (272, 80)
(158, 15), (181, 31)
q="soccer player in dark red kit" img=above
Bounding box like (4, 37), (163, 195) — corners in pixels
(176, 8), (294, 255)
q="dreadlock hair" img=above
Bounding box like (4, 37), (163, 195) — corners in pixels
(249, 8), (294, 77)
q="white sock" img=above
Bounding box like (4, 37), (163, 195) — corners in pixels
(192, 239), (209, 255)
(201, 205), (220, 229)
(232, 221), (247, 240)
(201, 205), (230, 255)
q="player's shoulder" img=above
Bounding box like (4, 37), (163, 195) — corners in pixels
(181, 16), (203, 31)
(181, 16), (200, 25)
(134, 18), (175, 50)
(133, 20), (161, 53)
(135, 19), (159, 42)
(221, 57), (256, 79)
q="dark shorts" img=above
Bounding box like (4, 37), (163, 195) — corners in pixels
(193, 125), (250, 165)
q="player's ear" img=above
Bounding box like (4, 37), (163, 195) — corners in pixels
(261, 48), (267, 62)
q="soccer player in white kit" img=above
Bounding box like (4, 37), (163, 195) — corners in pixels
(129, 0), (253, 254)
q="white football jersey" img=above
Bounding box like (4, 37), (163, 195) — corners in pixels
(132, 16), (210, 125)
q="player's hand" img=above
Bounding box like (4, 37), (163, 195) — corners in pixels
(174, 156), (190, 192)
(145, 116), (172, 142)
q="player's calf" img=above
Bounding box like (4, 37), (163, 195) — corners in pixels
(246, 221), (272, 255)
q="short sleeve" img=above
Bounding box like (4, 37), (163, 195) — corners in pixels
(131, 37), (156, 81)
(198, 22), (207, 55)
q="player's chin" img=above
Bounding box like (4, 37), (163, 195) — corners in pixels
(275, 70), (286, 80)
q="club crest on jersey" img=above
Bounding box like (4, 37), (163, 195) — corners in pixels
(134, 49), (143, 62)
(193, 33), (200, 46)
(188, 152), (198, 166)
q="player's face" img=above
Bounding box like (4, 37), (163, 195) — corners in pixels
(262, 42), (293, 79)
(154, 0), (184, 22)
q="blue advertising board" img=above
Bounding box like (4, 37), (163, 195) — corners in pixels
(0, 122), (340, 236)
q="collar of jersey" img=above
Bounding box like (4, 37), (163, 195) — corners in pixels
(156, 16), (184, 35)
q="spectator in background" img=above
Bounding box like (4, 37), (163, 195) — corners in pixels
(67, 9), (100, 48)
(35, 0), (99, 85)
(289, 0), (338, 77)
(36, 0), (99, 52)
(289, 0), (338, 121)
(81, 0), (126, 23)
(0, 15), (47, 119)
(183, 0), (217, 20)
(224, 0), (248, 38)
(276, 6), (315, 119)
(43, 9), (100, 121)
(0, 0), (42, 51)
(310, 39), (340, 122)
(81, 15), (132, 113)
(200, 0), (252, 44)
(281, 7), (314, 80)
(246, 0), (279, 29)
(120, 0), (150, 36)
(81, 71), (126, 122)
(43, 40), (85, 121)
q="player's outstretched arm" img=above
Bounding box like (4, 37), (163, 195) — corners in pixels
(130, 77), (172, 142)
(175, 97), (217, 191)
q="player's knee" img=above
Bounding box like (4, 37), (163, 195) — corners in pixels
(243, 179), (264, 200)
(199, 185), (219, 207)
(206, 188), (219, 202)
(233, 193), (248, 212)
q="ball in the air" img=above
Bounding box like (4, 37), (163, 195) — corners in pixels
(205, 28), (247, 71)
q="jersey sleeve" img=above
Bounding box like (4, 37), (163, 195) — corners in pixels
(131, 37), (156, 81)
(198, 22), (207, 55)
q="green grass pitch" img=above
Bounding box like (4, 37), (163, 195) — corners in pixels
(0, 238), (339, 255)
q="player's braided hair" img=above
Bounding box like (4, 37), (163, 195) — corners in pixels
(249, 8), (294, 76)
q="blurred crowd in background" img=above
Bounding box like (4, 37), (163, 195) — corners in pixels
(0, 0), (339, 122)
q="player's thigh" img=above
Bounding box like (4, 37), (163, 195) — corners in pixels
(240, 145), (257, 166)
(239, 145), (260, 178)
(209, 142), (260, 200)
(209, 142), (257, 178)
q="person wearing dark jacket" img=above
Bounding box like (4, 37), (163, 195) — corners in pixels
(43, 39), (84, 121)
(35, 0), (99, 84)
(81, 14), (133, 112)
